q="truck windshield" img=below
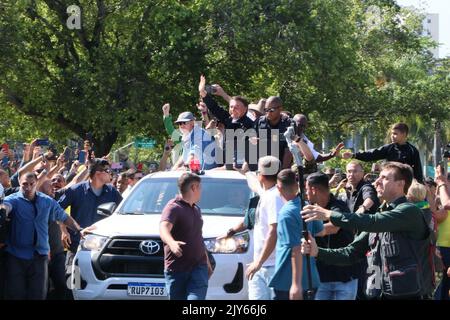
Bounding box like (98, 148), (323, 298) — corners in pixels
(118, 178), (251, 216)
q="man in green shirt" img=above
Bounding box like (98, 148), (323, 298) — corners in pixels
(162, 103), (182, 164)
(301, 162), (433, 299)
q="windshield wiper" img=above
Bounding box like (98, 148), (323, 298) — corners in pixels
(118, 212), (144, 215)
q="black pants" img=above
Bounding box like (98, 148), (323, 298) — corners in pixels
(63, 251), (76, 300)
(48, 251), (70, 300)
(5, 253), (48, 300)
(0, 248), (7, 299)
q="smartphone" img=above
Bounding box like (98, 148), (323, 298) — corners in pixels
(36, 138), (49, 146)
(78, 150), (86, 163)
(63, 147), (72, 161)
(205, 85), (217, 95)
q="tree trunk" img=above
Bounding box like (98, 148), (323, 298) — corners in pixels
(92, 131), (119, 158)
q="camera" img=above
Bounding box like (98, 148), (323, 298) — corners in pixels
(205, 85), (217, 95)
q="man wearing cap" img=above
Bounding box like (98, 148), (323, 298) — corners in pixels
(172, 111), (217, 171)
(58, 159), (122, 275)
(244, 156), (284, 300)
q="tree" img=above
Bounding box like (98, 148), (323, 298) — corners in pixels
(1, 0), (448, 156)
(1, 0), (208, 155)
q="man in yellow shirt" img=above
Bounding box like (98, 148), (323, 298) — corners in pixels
(434, 165), (450, 300)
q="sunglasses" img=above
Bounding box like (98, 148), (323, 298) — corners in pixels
(98, 168), (112, 174)
(264, 107), (280, 113)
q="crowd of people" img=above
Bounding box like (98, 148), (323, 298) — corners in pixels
(156, 75), (449, 300)
(0, 74), (449, 300)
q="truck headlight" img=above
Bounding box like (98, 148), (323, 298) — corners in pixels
(204, 231), (249, 254)
(80, 234), (108, 251)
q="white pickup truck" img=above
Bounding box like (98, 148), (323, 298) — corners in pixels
(71, 170), (253, 300)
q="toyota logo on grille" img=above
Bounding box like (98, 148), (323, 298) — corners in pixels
(139, 240), (160, 255)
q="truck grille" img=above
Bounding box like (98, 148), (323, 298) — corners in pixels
(93, 237), (165, 280)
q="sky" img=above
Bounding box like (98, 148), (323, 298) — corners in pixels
(396, 0), (450, 58)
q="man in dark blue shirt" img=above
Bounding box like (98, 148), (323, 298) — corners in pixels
(58, 158), (122, 274)
(0, 172), (81, 300)
(58, 159), (122, 252)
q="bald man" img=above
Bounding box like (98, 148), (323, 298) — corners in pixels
(254, 96), (293, 169)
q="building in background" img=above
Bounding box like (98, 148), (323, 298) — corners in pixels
(422, 13), (439, 58)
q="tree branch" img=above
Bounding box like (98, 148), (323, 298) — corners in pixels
(0, 84), (84, 137)
(90, 0), (107, 49)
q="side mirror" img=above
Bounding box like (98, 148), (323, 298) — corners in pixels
(97, 202), (116, 217)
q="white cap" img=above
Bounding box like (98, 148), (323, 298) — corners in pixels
(258, 156), (281, 176)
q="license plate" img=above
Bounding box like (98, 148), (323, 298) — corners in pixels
(127, 282), (167, 297)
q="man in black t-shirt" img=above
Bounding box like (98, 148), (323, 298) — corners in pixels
(253, 96), (293, 169)
(345, 161), (380, 215)
(342, 123), (424, 183)
(306, 172), (360, 300)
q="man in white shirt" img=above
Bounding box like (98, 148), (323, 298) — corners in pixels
(245, 156), (284, 300)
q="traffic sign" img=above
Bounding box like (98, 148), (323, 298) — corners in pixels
(134, 138), (156, 149)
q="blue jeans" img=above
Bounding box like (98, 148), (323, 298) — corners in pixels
(248, 266), (275, 300)
(164, 264), (208, 300)
(315, 279), (358, 300)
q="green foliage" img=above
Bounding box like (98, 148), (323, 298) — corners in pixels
(0, 0), (449, 155)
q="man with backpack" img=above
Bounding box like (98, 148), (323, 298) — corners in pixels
(301, 162), (433, 299)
